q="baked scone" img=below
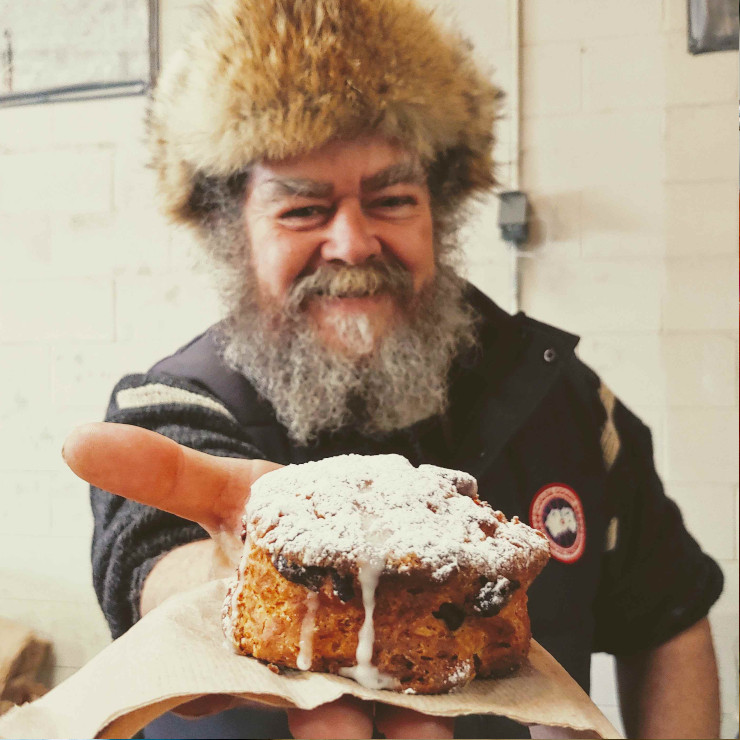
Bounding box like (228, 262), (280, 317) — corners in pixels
(222, 454), (550, 693)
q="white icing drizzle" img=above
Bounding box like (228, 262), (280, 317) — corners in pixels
(296, 591), (319, 671)
(339, 557), (396, 690)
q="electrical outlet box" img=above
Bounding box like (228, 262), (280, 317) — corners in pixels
(498, 191), (529, 245)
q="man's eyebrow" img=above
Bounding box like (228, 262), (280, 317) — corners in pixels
(259, 178), (334, 201)
(256, 160), (425, 203)
(361, 161), (426, 192)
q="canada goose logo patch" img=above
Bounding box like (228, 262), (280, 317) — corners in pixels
(530, 484), (586, 563)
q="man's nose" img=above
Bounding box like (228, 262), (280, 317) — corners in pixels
(321, 199), (382, 265)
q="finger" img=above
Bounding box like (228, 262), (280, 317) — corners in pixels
(287, 697), (374, 739)
(374, 705), (455, 739)
(62, 422), (281, 533)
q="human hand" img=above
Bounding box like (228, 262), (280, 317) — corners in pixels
(63, 421), (280, 537)
(170, 695), (455, 738)
(63, 422), (454, 739)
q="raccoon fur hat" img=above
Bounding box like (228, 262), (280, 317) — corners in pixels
(149, 0), (501, 229)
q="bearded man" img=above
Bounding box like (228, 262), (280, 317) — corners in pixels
(67, 0), (723, 738)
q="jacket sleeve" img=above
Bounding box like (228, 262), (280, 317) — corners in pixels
(90, 373), (266, 639)
(585, 378), (724, 655)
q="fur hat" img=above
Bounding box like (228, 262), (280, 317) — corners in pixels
(149, 0), (500, 228)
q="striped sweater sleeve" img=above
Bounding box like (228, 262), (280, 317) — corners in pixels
(90, 373), (265, 638)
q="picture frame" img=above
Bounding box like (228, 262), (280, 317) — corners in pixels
(0, 0), (159, 108)
(688, 0), (739, 55)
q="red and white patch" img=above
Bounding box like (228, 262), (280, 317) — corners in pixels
(529, 483), (586, 563)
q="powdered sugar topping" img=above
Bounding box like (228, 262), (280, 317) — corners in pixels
(246, 454), (549, 582)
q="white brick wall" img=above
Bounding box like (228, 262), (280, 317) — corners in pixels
(582, 36), (666, 111)
(522, 0), (663, 42)
(512, 0), (738, 735)
(666, 181), (739, 256)
(0, 0), (737, 737)
(0, 69), (221, 700)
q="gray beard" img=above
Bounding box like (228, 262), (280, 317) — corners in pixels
(215, 253), (478, 446)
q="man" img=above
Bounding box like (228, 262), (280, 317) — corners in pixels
(64, 0), (723, 737)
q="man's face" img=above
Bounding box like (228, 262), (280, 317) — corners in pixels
(242, 136), (436, 354)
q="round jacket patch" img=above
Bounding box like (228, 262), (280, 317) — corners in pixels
(529, 484), (586, 563)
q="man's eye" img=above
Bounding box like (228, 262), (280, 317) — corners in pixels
(369, 196), (416, 209)
(280, 206), (328, 220)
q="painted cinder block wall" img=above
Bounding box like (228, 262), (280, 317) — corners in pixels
(0, 0), (736, 735)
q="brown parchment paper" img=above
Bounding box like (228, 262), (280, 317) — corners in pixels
(0, 580), (621, 739)
(0, 617), (50, 716)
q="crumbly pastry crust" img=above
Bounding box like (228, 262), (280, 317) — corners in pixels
(223, 454), (549, 694)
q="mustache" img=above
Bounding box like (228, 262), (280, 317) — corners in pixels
(286, 260), (414, 310)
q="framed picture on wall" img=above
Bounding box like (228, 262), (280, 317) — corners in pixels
(0, 0), (159, 108)
(688, 0), (739, 54)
